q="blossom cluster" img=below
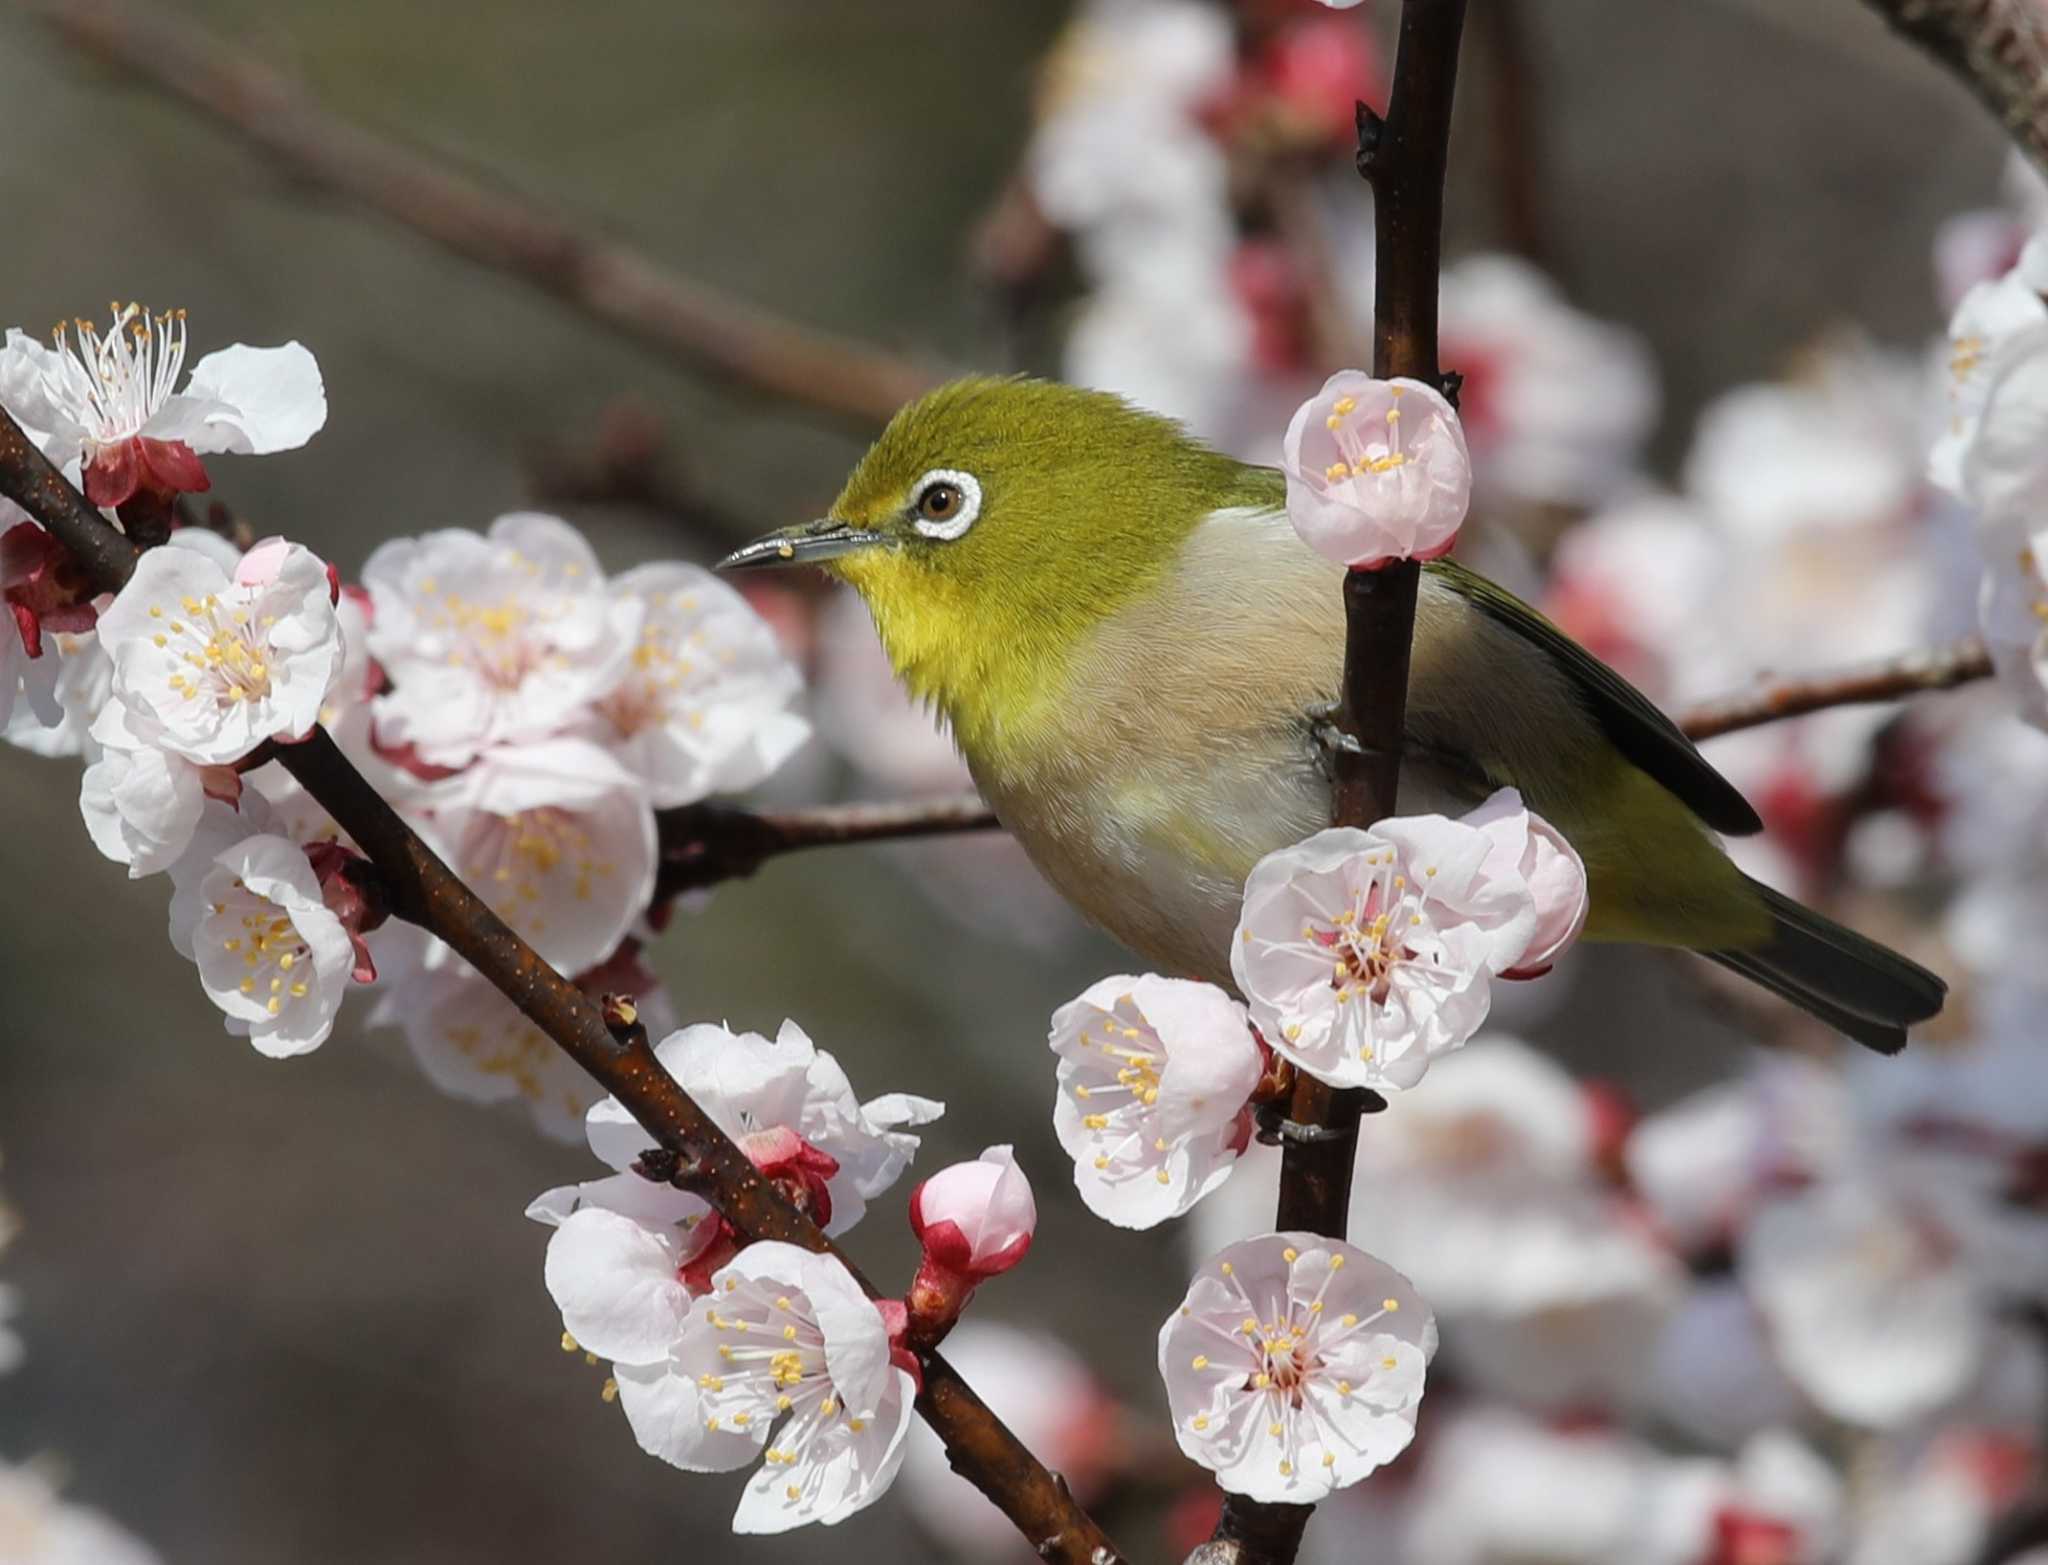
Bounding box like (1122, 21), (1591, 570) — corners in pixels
(1, 311), (811, 1131)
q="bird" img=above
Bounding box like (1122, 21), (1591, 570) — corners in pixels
(719, 375), (1945, 1054)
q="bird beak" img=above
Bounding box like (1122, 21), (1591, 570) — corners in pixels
(716, 519), (889, 572)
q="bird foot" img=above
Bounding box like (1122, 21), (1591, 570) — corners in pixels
(1305, 700), (1366, 784)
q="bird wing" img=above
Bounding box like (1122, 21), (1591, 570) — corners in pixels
(1425, 559), (1763, 836)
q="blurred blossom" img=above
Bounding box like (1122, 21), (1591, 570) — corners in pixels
(1643, 1281), (1807, 1450)
(899, 1322), (1117, 1556)
(1159, 1231), (1435, 1503)
(1976, 519), (2048, 725)
(1405, 1414), (1840, 1565)
(1281, 374), (1472, 569)
(411, 738), (656, 978)
(0, 306), (325, 506)
(1738, 1161), (2048, 1428)
(1624, 1052), (1851, 1257)
(1438, 254), (1659, 511)
(0, 1461), (163, 1565)
(1542, 496), (1721, 698)
(1027, 0), (1234, 240)
(1848, 1429), (2039, 1565)
(362, 512), (641, 770)
(1197, 1040), (1680, 1413)
(368, 945), (646, 1142)
(1048, 974), (1260, 1228)
(572, 560), (808, 809)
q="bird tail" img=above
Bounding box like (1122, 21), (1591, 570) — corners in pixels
(1704, 881), (1946, 1056)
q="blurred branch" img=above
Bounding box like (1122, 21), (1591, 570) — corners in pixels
(0, 407), (1124, 1565)
(1205, 4), (1468, 1564)
(655, 793), (999, 901)
(25, 0), (941, 427)
(1856, 0), (2048, 173)
(1679, 636), (1994, 740)
(642, 639), (1995, 910)
(1471, 0), (1550, 264)
(525, 401), (747, 546)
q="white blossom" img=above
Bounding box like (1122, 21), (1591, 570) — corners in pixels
(368, 953), (617, 1142)
(1232, 821), (1539, 1091)
(361, 512), (640, 768)
(1048, 973), (1260, 1228)
(95, 537), (342, 765)
(178, 833), (353, 1055)
(578, 561), (808, 807)
(613, 1243), (918, 1533)
(0, 1461), (163, 1565)
(0, 305), (324, 503)
(1160, 1232), (1434, 1503)
(1281, 373), (1472, 568)
(413, 739), (655, 977)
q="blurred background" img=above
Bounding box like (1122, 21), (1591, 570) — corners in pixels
(0, 0), (2035, 1561)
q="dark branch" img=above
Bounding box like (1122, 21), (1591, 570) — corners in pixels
(1856, 0), (2048, 175)
(1209, 4), (1468, 1563)
(25, 0), (941, 427)
(655, 794), (998, 900)
(0, 407), (1123, 1565)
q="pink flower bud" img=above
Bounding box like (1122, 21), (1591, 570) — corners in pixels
(1462, 787), (1589, 979)
(1281, 371), (1471, 569)
(906, 1145), (1036, 1342)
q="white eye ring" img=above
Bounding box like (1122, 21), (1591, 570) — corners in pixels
(910, 468), (982, 541)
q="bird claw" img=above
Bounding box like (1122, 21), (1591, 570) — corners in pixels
(1305, 700), (1366, 783)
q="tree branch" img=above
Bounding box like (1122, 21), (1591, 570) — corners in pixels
(1854, 0), (2048, 175)
(1205, 5), (1468, 1563)
(0, 410), (1123, 1565)
(1678, 636), (1994, 741)
(22, 0), (941, 427)
(655, 793), (998, 901)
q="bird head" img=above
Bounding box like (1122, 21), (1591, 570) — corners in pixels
(721, 376), (1263, 754)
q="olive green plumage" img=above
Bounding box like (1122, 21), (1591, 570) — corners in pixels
(724, 376), (1945, 1053)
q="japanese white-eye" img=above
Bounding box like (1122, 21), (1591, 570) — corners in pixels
(722, 376), (1944, 1052)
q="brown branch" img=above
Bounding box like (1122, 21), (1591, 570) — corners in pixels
(653, 639), (1997, 905)
(655, 793), (998, 901)
(0, 410), (1123, 1565)
(524, 401), (747, 547)
(1206, 5), (1468, 1564)
(1677, 636), (1994, 741)
(25, 0), (941, 428)
(1471, 0), (1550, 265)
(1855, 0), (2048, 175)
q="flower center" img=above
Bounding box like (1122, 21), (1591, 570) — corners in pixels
(470, 808), (616, 911)
(1310, 877), (1421, 1007)
(151, 593), (276, 710)
(1319, 384), (1410, 489)
(216, 887), (313, 1019)
(48, 304), (188, 448)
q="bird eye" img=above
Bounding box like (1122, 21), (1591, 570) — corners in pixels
(909, 468), (982, 541)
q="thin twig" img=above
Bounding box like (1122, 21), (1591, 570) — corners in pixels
(0, 409), (1123, 1565)
(24, 0), (941, 427)
(1679, 636), (1994, 740)
(1204, 5), (1468, 1564)
(636, 644), (1997, 901)
(655, 794), (998, 901)
(1854, 0), (2048, 176)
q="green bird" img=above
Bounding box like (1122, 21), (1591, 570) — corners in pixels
(721, 376), (1945, 1053)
